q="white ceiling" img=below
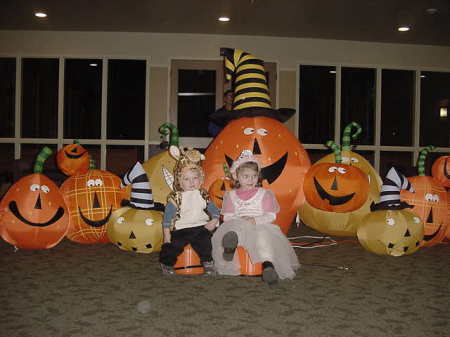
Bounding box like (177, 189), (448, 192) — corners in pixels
(1, 0), (450, 46)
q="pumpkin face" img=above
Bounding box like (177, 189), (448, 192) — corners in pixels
(208, 177), (233, 209)
(304, 163), (369, 212)
(203, 116), (311, 234)
(0, 173), (69, 249)
(107, 207), (163, 253)
(400, 176), (448, 247)
(431, 156), (450, 188)
(60, 169), (126, 243)
(357, 209), (423, 256)
(56, 143), (90, 176)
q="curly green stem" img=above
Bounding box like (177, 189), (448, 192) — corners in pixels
(342, 122), (362, 151)
(159, 123), (179, 146)
(326, 140), (342, 164)
(417, 145), (434, 176)
(89, 158), (96, 169)
(33, 146), (52, 173)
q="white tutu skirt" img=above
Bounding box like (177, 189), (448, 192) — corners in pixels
(211, 219), (300, 280)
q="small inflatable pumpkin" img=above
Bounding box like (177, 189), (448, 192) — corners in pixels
(0, 147), (69, 249)
(400, 146), (448, 247)
(357, 167), (423, 256)
(56, 140), (90, 176)
(107, 162), (163, 253)
(60, 160), (126, 244)
(431, 155), (450, 188)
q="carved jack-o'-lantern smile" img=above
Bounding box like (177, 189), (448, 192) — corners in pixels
(313, 177), (355, 206)
(9, 199), (65, 227)
(64, 148), (87, 159)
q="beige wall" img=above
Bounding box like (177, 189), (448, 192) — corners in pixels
(1, 30), (450, 141)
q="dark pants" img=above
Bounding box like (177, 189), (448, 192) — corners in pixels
(159, 226), (212, 266)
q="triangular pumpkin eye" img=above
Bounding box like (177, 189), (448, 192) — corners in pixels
(404, 229), (411, 237)
(129, 231), (136, 239)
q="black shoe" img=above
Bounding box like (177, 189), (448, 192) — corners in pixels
(262, 261), (279, 286)
(222, 231), (238, 261)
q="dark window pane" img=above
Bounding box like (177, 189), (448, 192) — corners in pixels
(21, 144), (65, 185)
(305, 149), (330, 164)
(177, 69), (216, 138)
(299, 65), (335, 144)
(64, 59), (102, 139)
(0, 58), (16, 138)
(381, 70), (414, 146)
(341, 67), (375, 145)
(22, 58), (59, 138)
(420, 71), (450, 147)
(107, 60), (146, 140)
(0, 144), (14, 194)
(380, 151), (414, 178)
(106, 145), (144, 176)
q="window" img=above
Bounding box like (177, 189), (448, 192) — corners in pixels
(21, 58), (59, 138)
(0, 58), (16, 138)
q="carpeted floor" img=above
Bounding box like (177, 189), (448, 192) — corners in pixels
(0, 225), (449, 337)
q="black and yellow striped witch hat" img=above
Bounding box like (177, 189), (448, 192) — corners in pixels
(218, 47), (295, 123)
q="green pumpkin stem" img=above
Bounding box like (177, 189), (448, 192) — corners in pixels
(326, 140), (342, 164)
(89, 158), (96, 169)
(342, 122), (362, 151)
(158, 123), (179, 146)
(417, 145), (434, 176)
(74, 139), (80, 145)
(33, 146), (53, 174)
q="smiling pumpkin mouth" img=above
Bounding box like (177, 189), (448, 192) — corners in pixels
(65, 150), (87, 159)
(313, 177), (355, 206)
(8, 201), (65, 227)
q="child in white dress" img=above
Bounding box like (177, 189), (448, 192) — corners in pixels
(211, 150), (300, 286)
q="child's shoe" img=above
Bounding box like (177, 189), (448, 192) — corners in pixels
(202, 261), (217, 276)
(262, 261), (279, 287)
(222, 231), (238, 261)
(160, 263), (175, 275)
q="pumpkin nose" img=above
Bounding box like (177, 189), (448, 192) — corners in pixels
(34, 194), (42, 209)
(253, 139), (262, 154)
(330, 177), (338, 190)
(129, 231), (136, 239)
(426, 208), (433, 223)
(92, 192), (101, 209)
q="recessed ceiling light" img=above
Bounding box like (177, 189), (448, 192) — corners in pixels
(397, 26), (410, 32)
(420, 74), (426, 78)
(35, 12), (47, 18)
(218, 16), (230, 22)
(329, 70), (336, 74)
(426, 8), (438, 15)
(89, 63), (98, 67)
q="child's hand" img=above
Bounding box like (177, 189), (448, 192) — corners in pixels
(205, 218), (219, 232)
(242, 216), (256, 225)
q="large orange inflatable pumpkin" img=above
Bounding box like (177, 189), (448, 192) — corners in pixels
(400, 146), (448, 247)
(56, 140), (90, 176)
(60, 162), (126, 244)
(0, 147), (69, 249)
(203, 117), (310, 234)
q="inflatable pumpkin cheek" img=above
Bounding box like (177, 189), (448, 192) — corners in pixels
(431, 156), (450, 188)
(303, 163), (369, 213)
(208, 177), (233, 209)
(56, 142), (90, 176)
(60, 170), (126, 244)
(358, 210), (423, 256)
(107, 207), (163, 253)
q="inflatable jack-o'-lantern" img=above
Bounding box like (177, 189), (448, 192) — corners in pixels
(431, 155), (450, 188)
(358, 167), (423, 256)
(56, 140), (90, 176)
(400, 146), (448, 247)
(208, 164), (233, 209)
(303, 142), (369, 213)
(299, 123), (380, 236)
(0, 147), (69, 249)
(107, 162), (164, 253)
(140, 123), (178, 205)
(60, 160), (126, 244)
(203, 48), (310, 234)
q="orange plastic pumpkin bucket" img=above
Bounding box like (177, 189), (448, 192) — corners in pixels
(174, 244), (204, 275)
(237, 246), (262, 276)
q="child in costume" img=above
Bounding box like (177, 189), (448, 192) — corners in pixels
(211, 150), (300, 286)
(159, 146), (220, 276)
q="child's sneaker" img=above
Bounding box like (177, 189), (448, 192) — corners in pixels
(202, 261), (217, 276)
(160, 263), (175, 275)
(222, 231), (238, 261)
(262, 261), (279, 287)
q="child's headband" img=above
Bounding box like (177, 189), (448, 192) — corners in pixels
(230, 150), (260, 179)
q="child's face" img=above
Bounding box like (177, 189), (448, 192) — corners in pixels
(179, 168), (203, 191)
(236, 167), (259, 190)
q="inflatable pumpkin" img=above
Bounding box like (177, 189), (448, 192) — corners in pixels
(299, 123), (380, 236)
(431, 155), (450, 188)
(208, 164), (233, 209)
(357, 167), (423, 256)
(400, 146), (448, 247)
(107, 162), (163, 253)
(0, 147), (69, 249)
(56, 140), (90, 176)
(60, 161), (126, 244)
(303, 143), (369, 213)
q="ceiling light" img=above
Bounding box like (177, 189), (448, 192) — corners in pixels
(89, 63), (98, 67)
(329, 70), (336, 74)
(35, 12), (47, 18)
(397, 26), (410, 32)
(426, 8), (438, 15)
(420, 74), (426, 78)
(218, 16), (230, 22)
